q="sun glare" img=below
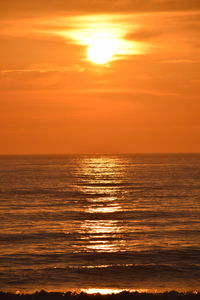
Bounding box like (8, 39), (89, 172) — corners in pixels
(87, 35), (117, 64)
(82, 288), (124, 295)
(56, 15), (150, 63)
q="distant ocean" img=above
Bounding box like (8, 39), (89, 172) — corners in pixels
(0, 154), (200, 293)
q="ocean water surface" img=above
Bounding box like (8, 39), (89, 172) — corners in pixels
(0, 154), (200, 293)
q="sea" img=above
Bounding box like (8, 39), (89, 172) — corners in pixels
(0, 154), (200, 293)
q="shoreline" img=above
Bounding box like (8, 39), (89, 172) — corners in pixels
(0, 290), (200, 300)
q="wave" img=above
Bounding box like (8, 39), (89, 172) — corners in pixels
(1, 230), (200, 243)
(0, 263), (200, 292)
(1, 248), (200, 268)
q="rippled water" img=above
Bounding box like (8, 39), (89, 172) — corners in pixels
(0, 154), (200, 293)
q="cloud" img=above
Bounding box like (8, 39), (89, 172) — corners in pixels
(126, 29), (164, 41)
(84, 88), (179, 97)
(0, 64), (85, 74)
(158, 59), (200, 64)
(0, 0), (200, 19)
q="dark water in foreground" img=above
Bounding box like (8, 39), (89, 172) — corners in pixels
(0, 154), (200, 293)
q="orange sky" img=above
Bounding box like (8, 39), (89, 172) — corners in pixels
(0, 0), (200, 154)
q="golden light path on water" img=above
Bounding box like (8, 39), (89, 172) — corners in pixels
(62, 157), (166, 292)
(75, 157), (127, 252)
(60, 156), (157, 253)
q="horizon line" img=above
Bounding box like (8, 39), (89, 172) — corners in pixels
(0, 152), (200, 156)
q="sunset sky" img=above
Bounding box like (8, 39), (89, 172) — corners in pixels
(0, 0), (200, 154)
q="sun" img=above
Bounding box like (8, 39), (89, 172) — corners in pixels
(87, 35), (117, 64)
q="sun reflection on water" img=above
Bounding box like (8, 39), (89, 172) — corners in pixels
(75, 157), (127, 252)
(62, 154), (155, 252)
(87, 205), (121, 213)
(82, 220), (121, 234)
(81, 288), (149, 295)
(80, 219), (123, 252)
(82, 288), (124, 295)
(76, 156), (126, 214)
